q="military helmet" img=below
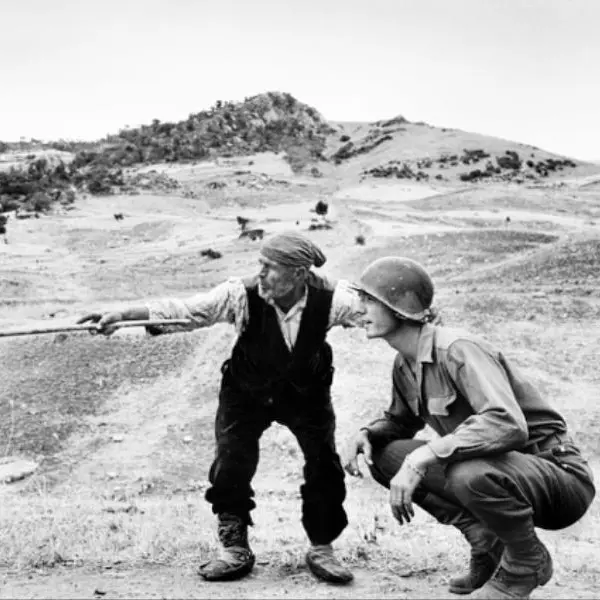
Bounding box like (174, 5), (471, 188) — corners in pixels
(355, 256), (434, 322)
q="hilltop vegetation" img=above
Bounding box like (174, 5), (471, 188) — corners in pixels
(0, 92), (333, 216)
(1, 92), (595, 222)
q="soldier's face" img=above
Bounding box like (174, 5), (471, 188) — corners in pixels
(359, 292), (399, 339)
(258, 257), (301, 301)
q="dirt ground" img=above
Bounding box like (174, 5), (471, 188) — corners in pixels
(1, 154), (600, 599)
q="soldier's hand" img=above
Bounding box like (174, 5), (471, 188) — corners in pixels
(343, 429), (373, 478)
(389, 458), (425, 525)
(76, 311), (124, 336)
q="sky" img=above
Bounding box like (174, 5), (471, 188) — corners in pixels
(1, 0), (599, 160)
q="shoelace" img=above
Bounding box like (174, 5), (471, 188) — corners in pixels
(309, 545), (334, 559)
(216, 546), (250, 563)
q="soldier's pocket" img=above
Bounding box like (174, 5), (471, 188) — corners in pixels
(428, 392), (456, 417)
(539, 445), (595, 486)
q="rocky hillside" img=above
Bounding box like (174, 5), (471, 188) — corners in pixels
(1, 92), (598, 218)
(327, 118), (594, 185)
(0, 92), (335, 215)
(101, 91), (334, 166)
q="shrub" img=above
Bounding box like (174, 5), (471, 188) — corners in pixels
(0, 195), (20, 212)
(30, 191), (53, 212)
(496, 151), (521, 170)
(314, 200), (328, 216)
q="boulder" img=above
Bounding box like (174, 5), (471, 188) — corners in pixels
(0, 457), (38, 483)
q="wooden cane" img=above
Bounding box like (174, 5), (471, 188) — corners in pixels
(0, 319), (192, 338)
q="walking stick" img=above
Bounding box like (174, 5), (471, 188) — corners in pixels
(0, 319), (192, 339)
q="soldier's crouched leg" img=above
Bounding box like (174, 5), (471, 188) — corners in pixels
(445, 455), (558, 599)
(368, 440), (502, 594)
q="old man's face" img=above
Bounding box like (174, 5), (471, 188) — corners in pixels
(257, 256), (301, 302)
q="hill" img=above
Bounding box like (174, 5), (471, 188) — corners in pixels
(1, 172), (600, 600)
(1, 92), (600, 599)
(2, 91), (599, 221)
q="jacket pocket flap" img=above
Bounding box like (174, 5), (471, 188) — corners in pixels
(428, 392), (456, 416)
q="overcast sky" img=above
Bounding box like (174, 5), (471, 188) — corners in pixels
(1, 0), (598, 160)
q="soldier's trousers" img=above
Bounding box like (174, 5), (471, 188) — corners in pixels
(204, 377), (348, 545)
(368, 436), (595, 537)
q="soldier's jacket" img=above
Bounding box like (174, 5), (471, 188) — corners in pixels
(365, 324), (569, 462)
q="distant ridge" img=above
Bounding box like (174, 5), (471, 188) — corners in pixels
(2, 91), (599, 215)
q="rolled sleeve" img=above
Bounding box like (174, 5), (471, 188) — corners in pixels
(328, 279), (364, 329)
(428, 341), (529, 462)
(145, 277), (248, 335)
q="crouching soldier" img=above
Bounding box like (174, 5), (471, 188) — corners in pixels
(343, 256), (595, 599)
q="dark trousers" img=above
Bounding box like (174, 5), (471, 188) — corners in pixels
(368, 438), (595, 541)
(205, 377), (348, 545)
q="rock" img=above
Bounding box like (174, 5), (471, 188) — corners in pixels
(182, 436), (193, 444)
(111, 434), (124, 443)
(0, 457), (38, 483)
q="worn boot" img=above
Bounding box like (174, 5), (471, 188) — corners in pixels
(306, 544), (354, 584)
(414, 493), (503, 595)
(198, 513), (255, 581)
(471, 526), (553, 599)
(448, 520), (504, 595)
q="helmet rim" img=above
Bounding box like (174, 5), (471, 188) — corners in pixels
(352, 256), (434, 323)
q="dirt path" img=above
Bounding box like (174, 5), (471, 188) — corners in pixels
(1, 562), (598, 600)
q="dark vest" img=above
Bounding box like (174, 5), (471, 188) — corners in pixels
(225, 272), (335, 395)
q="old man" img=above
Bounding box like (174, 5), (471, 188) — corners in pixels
(78, 231), (364, 584)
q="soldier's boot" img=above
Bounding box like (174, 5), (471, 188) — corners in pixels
(470, 522), (553, 600)
(415, 492), (503, 595)
(198, 512), (255, 581)
(448, 518), (504, 595)
(305, 544), (354, 584)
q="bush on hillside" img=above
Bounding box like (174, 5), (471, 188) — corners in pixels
(29, 191), (53, 212)
(0, 159), (77, 213)
(496, 150), (522, 170)
(332, 134), (393, 164)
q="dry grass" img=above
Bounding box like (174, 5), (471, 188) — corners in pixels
(1, 177), (600, 597)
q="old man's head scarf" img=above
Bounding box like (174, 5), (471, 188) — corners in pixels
(260, 231), (326, 269)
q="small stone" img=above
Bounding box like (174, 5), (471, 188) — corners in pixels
(182, 436), (193, 444)
(111, 434), (124, 443)
(0, 458), (38, 483)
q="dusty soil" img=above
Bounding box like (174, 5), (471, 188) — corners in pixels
(1, 153), (600, 599)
